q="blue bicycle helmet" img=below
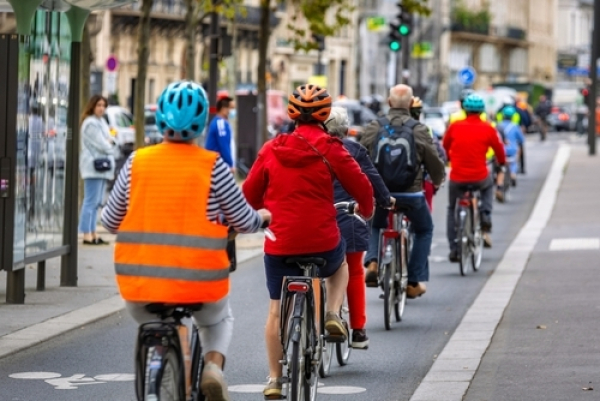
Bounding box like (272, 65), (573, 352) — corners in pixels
(462, 94), (485, 114)
(155, 81), (209, 141)
(502, 106), (517, 119)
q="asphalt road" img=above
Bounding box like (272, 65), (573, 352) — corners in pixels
(0, 135), (564, 401)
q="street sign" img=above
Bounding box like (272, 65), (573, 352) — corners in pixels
(411, 42), (433, 59)
(105, 71), (117, 94)
(106, 55), (118, 72)
(367, 16), (386, 32)
(457, 66), (476, 86)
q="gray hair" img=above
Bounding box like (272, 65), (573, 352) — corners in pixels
(324, 107), (349, 138)
(389, 84), (413, 109)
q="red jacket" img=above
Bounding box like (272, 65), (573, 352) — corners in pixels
(443, 115), (506, 182)
(243, 124), (374, 256)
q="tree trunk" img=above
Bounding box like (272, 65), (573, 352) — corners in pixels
(184, 0), (196, 80)
(257, 0), (271, 147)
(134, 0), (154, 149)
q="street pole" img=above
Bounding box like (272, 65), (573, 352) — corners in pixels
(588, 0), (599, 155)
(401, 34), (410, 85)
(208, 12), (219, 122)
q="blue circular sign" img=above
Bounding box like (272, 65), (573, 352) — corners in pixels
(457, 66), (476, 86)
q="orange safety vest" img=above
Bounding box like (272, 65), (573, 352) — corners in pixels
(114, 143), (229, 304)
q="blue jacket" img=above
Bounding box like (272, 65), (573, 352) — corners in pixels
(334, 139), (390, 252)
(498, 121), (524, 155)
(205, 116), (234, 167)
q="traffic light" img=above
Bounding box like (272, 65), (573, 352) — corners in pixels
(399, 11), (412, 36)
(389, 2), (413, 52)
(388, 25), (401, 52)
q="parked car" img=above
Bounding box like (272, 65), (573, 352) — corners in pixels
(421, 107), (447, 139)
(332, 99), (378, 141)
(143, 104), (163, 145)
(103, 106), (135, 157)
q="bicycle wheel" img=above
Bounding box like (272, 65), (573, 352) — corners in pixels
(336, 301), (351, 366)
(457, 206), (472, 276)
(383, 258), (395, 330)
(319, 339), (334, 378)
(190, 328), (205, 401)
(155, 348), (184, 401)
(289, 336), (304, 401)
(396, 235), (408, 322)
(502, 168), (511, 202)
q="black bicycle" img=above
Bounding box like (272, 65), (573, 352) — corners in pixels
(454, 185), (483, 276)
(274, 202), (361, 401)
(135, 303), (205, 401)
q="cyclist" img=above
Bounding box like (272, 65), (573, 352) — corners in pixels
(324, 106), (393, 349)
(497, 106), (525, 189)
(242, 84), (374, 398)
(101, 81), (271, 401)
(443, 94), (506, 260)
(495, 96), (521, 125)
(361, 84), (445, 298)
(410, 96), (447, 211)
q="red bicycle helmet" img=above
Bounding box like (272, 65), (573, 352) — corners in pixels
(287, 84), (332, 123)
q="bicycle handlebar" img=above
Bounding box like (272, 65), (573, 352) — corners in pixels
(334, 201), (367, 225)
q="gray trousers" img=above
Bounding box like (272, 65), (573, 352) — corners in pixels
(126, 297), (233, 357)
(446, 175), (494, 249)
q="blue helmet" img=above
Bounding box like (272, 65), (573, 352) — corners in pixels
(463, 94), (485, 114)
(155, 81), (209, 141)
(502, 106), (517, 119)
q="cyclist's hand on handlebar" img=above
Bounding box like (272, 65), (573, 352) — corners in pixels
(389, 196), (396, 209)
(258, 209), (272, 228)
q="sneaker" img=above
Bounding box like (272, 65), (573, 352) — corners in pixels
(448, 249), (460, 263)
(406, 283), (426, 299)
(480, 214), (492, 232)
(364, 261), (378, 287)
(495, 188), (504, 203)
(263, 377), (283, 399)
(351, 329), (369, 349)
(200, 362), (230, 401)
(325, 311), (348, 340)
(483, 233), (492, 248)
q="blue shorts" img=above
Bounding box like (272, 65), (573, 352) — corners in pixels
(264, 239), (346, 300)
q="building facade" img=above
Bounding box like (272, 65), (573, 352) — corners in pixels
(556, 0), (593, 81)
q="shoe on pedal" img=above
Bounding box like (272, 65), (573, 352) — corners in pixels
(406, 283), (426, 299)
(448, 249), (460, 263)
(325, 311), (348, 340)
(263, 377), (283, 400)
(364, 261), (378, 287)
(483, 233), (492, 248)
(495, 188), (504, 203)
(201, 362), (230, 401)
(351, 329), (369, 349)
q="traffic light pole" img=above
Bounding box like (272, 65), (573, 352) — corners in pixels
(588, 0), (599, 155)
(401, 35), (410, 85)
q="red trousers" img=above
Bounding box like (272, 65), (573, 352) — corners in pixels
(346, 251), (366, 330)
(423, 180), (434, 212)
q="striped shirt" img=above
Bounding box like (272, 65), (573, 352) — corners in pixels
(101, 151), (262, 234)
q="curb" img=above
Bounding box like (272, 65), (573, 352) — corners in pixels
(410, 143), (571, 401)
(0, 247), (265, 360)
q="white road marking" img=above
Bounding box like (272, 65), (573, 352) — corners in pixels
(318, 385), (367, 394)
(9, 372), (61, 379)
(549, 238), (600, 251)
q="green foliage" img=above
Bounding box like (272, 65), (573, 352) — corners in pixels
(197, 0), (246, 20)
(398, 0), (431, 16)
(451, 0), (491, 34)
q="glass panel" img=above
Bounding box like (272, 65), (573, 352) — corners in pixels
(21, 10), (70, 258)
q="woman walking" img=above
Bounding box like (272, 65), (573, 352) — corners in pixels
(79, 94), (116, 245)
(324, 107), (393, 349)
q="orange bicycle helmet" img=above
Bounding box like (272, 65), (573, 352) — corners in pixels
(411, 96), (423, 109)
(287, 84), (332, 122)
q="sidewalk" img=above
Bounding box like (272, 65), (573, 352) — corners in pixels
(411, 139), (600, 401)
(0, 230), (265, 359)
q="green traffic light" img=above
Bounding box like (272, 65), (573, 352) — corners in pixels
(390, 41), (401, 51)
(399, 24), (410, 36)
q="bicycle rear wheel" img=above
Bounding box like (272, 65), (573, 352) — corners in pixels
(383, 258), (395, 330)
(396, 234), (408, 321)
(336, 301), (351, 366)
(189, 328), (205, 401)
(457, 206), (472, 276)
(471, 205), (483, 272)
(144, 346), (184, 401)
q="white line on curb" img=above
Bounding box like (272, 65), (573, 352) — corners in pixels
(410, 144), (571, 401)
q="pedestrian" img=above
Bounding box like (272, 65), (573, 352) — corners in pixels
(79, 94), (117, 245)
(205, 95), (236, 173)
(324, 106), (393, 349)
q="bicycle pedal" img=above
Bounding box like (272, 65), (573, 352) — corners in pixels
(323, 334), (346, 343)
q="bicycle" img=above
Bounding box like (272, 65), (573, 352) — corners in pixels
(454, 185), (484, 276)
(376, 204), (411, 331)
(274, 202), (361, 400)
(134, 303), (206, 401)
(319, 291), (351, 378)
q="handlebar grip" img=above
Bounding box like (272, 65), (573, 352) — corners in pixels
(260, 219), (270, 229)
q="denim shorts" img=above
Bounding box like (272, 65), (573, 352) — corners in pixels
(264, 239), (346, 300)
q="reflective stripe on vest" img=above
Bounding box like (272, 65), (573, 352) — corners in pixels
(114, 143), (229, 304)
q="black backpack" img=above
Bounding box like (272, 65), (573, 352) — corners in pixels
(372, 117), (419, 192)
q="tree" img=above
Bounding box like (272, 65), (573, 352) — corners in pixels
(133, 0), (153, 149)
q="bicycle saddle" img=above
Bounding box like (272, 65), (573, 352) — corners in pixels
(285, 257), (327, 267)
(145, 303), (204, 314)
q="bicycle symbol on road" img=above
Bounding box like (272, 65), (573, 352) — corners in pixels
(9, 372), (134, 390)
